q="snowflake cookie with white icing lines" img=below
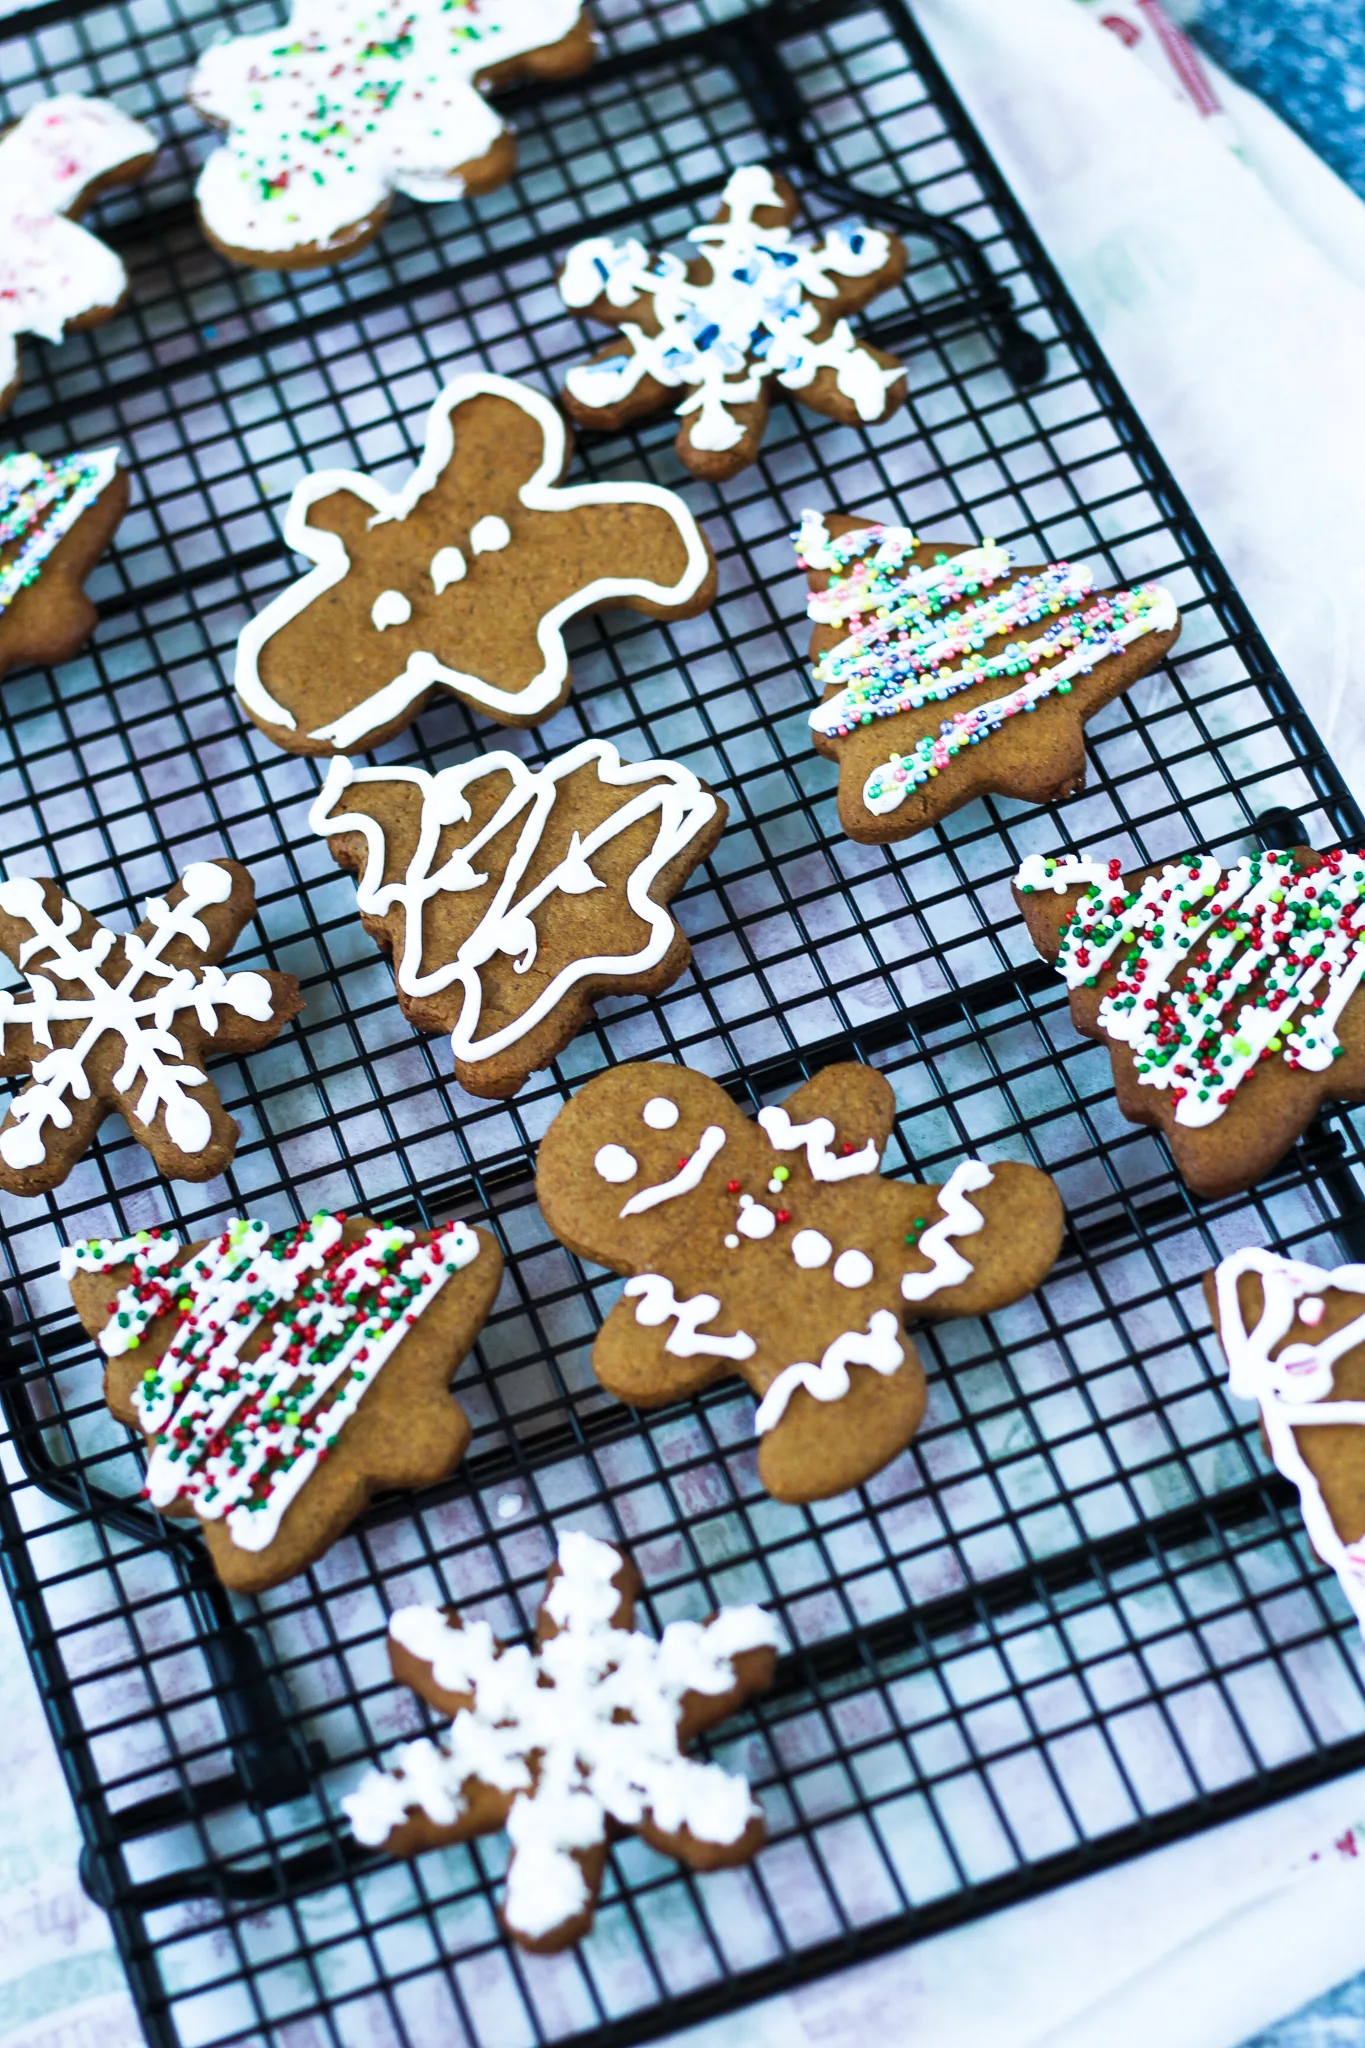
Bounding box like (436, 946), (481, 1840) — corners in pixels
(344, 1528), (778, 1950)
(235, 373), (716, 755)
(797, 509), (1180, 844)
(188, 0), (595, 269)
(557, 165), (908, 483)
(0, 860), (302, 1196)
(63, 1212), (503, 1592)
(536, 1060), (1064, 1503)
(1015, 844), (1365, 1198)
(0, 95), (159, 416)
(1206, 1247), (1365, 1631)
(0, 447), (129, 683)
(310, 738), (725, 1099)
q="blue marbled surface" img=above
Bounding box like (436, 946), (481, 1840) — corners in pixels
(1189, 0), (1365, 198)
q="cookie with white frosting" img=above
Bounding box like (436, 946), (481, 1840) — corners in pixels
(0, 447), (129, 683)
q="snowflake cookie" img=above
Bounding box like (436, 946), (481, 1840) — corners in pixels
(235, 372), (717, 755)
(188, 0), (595, 269)
(1015, 845), (1365, 1198)
(0, 860), (302, 1195)
(558, 164), (908, 482)
(0, 447), (130, 683)
(797, 509), (1181, 844)
(63, 1212), (503, 1592)
(0, 95), (159, 417)
(310, 739), (726, 1099)
(344, 1527), (779, 1950)
(1207, 1247), (1365, 1630)
(536, 1061), (1064, 1503)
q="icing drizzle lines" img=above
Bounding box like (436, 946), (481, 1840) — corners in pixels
(0, 449), (120, 615)
(1017, 848), (1365, 1127)
(61, 1214), (482, 1552)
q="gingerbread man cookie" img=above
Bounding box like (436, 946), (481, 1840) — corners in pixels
(0, 860), (302, 1195)
(310, 739), (725, 1098)
(0, 95), (158, 416)
(1206, 1247), (1365, 1629)
(797, 510), (1180, 844)
(536, 1061), (1064, 1502)
(63, 1213), (503, 1593)
(0, 448), (129, 683)
(1016, 846), (1365, 1198)
(189, 0), (595, 269)
(558, 165), (908, 483)
(345, 1527), (778, 1950)
(235, 373), (716, 755)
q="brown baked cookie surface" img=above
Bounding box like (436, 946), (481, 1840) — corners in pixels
(236, 374), (716, 754)
(535, 1060), (1064, 1503)
(558, 164), (907, 483)
(0, 860), (302, 1196)
(797, 509), (1181, 844)
(189, 1), (595, 269)
(343, 1527), (779, 1951)
(0, 448), (129, 682)
(1206, 1247), (1365, 1628)
(63, 1212), (503, 1594)
(310, 740), (726, 1098)
(1015, 846), (1365, 1198)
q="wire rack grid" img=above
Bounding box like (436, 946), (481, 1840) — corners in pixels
(2, 0), (1365, 2044)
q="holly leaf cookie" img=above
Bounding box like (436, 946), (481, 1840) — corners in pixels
(1015, 846), (1365, 1198)
(189, 0), (595, 270)
(797, 509), (1181, 844)
(0, 95), (159, 416)
(63, 1213), (503, 1594)
(558, 164), (908, 484)
(0, 448), (129, 683)
(536, 1061), (1064, 1503)
(344, 1527), (779, 1950)
(310, 739), (726, 1098)
(235, 373), (717, 755)
(1206, 1247), (1365, 1630)
(0, 860), (302, 1195)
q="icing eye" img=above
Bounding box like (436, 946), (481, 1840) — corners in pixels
(470, 514), (511, 554)
(791, 1228), (831, 1269)
(833, 1249), (874, 1288)
(371, 589), (411, 630)
(594, 1144), (637, 1184)
(642, 1097), (679, 1131)
(431, 546), (466, 594)
(1300, 1296), (1326, 1326)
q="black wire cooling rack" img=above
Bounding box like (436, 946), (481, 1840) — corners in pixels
(3, 0), (1365, 2043)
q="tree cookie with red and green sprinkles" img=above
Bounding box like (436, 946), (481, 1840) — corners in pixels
(797, 509), (1180, 844)
(1014, 846), (1365, 1198)
(61, 1212), (503, 1593)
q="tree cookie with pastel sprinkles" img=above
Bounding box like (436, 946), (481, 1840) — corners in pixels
(536, 1060), (1063, 1503)
(63, 1212), (504, 1593)
(1015, 845), (1365, 1198)
(0, 447), (129, 684)
(798, 510), (1180, 844)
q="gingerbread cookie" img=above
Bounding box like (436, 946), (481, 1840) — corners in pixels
(0, 95), (158, 416)
(536, 1061), (1064, 1502)
(188, 0), (594, 269)
(1206, 1247), (1365, 1628)
(0, 448), (129, 682)
(797, 510), (1181, 844)
(310, 739), (725, 1098)
(63, 1213), (502, 1593)
(0, 861), (302, 1196)
(235, 373), (716, 755)
(344, 1527), (778, 1950)
(558, 165), (907, 484)
(1015, 846), (1365, 1199)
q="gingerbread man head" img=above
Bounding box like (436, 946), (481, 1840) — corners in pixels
(537, 1061), (1064, 1502)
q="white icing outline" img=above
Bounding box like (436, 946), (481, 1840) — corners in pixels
(900, 1160), (994, 1303)
(623, 1274), (756, 1360)
(309, 739), (719, 1065)
(755, 1104), (880, 1179)
(753, 1310), (903, 1434)
(619, 1123), (728, 1218)
(235, 374), (713, 744)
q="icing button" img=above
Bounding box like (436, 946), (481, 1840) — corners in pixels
(431, 545), (467, 593)
(371, 588), (411, 630)
(833, 1249), (874, 1288)
(470, 514), (511, 554)
(791, 1228), (832, 1270)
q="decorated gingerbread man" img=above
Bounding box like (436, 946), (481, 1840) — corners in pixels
(537, 1061), (1064, 1502)
(558, 164), (908, 482)
(0, 95), (158, 415)
(235, 373), (717, 755)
